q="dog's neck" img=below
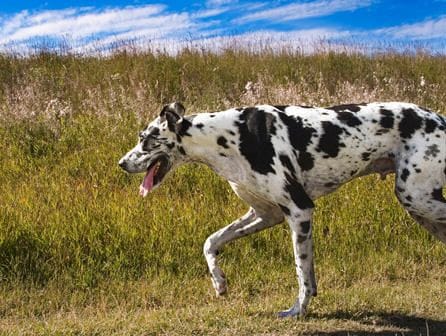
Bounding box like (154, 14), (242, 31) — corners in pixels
(178, 111), (248, 182)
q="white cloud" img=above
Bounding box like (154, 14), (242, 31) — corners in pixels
(0, 5), (191, 45)
(27, 8), (79, 25)
(192, 7), (230, 19)
(1, 10), (30, 36)
(206, 0), (237, 7)
(234, 0), (372, 23)
(109, 28), (352, 55)
(78, 18), (197, 53)
(376, 15), (446, 40)
(0, 1), (445, 55)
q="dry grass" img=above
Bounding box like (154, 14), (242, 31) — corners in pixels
(0, 274), (445, 335)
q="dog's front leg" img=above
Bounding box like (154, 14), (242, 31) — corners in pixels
(203, 208), (257, 295)
(203, 206), (283, 296)
(278, 207), (317, 318)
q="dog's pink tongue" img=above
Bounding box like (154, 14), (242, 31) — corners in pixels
(139, 165), (156, 197)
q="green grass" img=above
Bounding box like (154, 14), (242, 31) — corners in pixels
(1, 276), (445, 335)
(0, 47), (445, 334)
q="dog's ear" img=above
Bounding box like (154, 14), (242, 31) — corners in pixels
(160, 102), (185, 125)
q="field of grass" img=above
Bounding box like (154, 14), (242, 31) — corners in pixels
(0, 47), (445, 335)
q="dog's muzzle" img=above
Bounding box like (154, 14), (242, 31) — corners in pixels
(118, 154), (171, 197)
(118, 158), (128, 170)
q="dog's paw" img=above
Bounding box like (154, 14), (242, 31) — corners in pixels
(211, 269), (227, 296)
(277, 305), (306, 318)
(213, 280), (227, 297)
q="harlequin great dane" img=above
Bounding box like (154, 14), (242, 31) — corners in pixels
(118, 102), (446, 317)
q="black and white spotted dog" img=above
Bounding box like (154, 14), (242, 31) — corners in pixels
(119, 102), (446, 317)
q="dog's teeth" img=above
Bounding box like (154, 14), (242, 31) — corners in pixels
(154, 162), (160, 175)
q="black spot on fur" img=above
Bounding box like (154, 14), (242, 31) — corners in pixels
(236, 107), (277, 175)
(317, 121), (344, 158)
(299, 254), (308, 260)
(362, 152), (371, 161)
(279, 154), (295, 175)
(327, 103), (365, 112)
(432, 188), (446, 203)
(297, 235), (308, 243)
(300, 221), (311, 234)
(165, 119), (176, 133)
(166, 115), (192, 139)
(227, 130), (236, 136)
(279, 204), (291, 216)
(375, 130), (390, 136)
(424, 144), (440, 158)
(401, 168), (410, 182)
(297, 152), (315, 171)
(399, 108), (422, 139)
(178, 146), (186, 155)
(217, 136), (230, 149)
(274, 105), (288, 112)
(420, 106), (433, 113)
(278, 113), (316, 171)
(379, 109), (394, 129)
(141, 139), (152, 152)
(284, 172), (314, 210)
(337, 111), (362, 127)
(196, 123), (204, 129)
(425, 119), (437, 133)
(148, 127), (160, 136)
(274, 105), (313, 111)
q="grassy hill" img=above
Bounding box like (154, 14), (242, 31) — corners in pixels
(0, 47), (445, 335)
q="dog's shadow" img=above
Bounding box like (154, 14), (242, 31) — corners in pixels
(306, 310), (446, 336)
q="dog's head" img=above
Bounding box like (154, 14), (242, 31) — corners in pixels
(118, 102), (189, 197)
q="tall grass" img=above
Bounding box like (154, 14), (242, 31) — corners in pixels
(0, 47), (445, 292)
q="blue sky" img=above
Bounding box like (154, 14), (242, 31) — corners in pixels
(1, 1), (446, 53)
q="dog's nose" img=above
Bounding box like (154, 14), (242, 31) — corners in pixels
(118, 159), (127, 169)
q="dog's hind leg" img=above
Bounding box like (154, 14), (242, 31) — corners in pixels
(277, 205), (316, 318)
(203, 203), (284, 296)
(395, 153), (446, 244)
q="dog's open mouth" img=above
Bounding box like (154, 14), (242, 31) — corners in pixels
(139, 156), (170, 197)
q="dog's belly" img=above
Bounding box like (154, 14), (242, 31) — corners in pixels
(301, 157), (394, 199)
(298, 138), (398, 199)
